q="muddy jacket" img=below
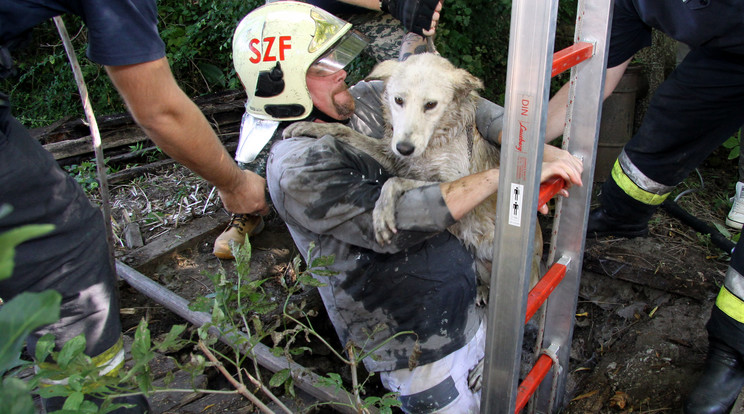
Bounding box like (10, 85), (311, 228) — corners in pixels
(267, 81), (502, 372)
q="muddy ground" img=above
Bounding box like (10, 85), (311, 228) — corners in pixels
(102, 144), (744, 414)
(36, 88), (742, 413)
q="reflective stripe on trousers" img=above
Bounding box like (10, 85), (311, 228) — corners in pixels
(610, 150), (675, 206)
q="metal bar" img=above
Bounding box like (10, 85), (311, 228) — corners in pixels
(537, 0), (614, 411)
(551, 42), (594, 77)
(525, 257), (570, 324)
(115, 261), (373, 414)
(481, 0), (560, 412)
(515, 354), (554, 413)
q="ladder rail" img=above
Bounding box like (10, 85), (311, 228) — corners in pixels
(481, 0), (560, 412)
(536, 1), (613, 412)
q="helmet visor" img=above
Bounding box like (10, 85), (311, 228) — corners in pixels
(309, 30), (369, 76)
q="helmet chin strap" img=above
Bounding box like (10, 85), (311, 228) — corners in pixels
(306, 106), (351, 124)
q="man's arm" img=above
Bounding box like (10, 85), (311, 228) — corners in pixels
(545, 58), (632, 142)
(105, 57), (268, 215)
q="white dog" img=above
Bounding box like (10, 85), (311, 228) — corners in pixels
(283, 53), (542, 299)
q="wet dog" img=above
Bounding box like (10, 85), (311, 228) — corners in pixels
(283, 53), (542, 301)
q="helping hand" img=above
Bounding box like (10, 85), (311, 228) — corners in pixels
(218, 169), (269, 216)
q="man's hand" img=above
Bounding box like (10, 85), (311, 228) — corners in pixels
(542, 145), (584, 188)
(538, 147), (584, 214)
(218, 170), (269, 216)
(381, 0), (442, 36)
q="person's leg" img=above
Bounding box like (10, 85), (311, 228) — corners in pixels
(589, 50), (744, 237)
(685, 234), (744, 414)
(0, 112), (148, 412)
(379, 321), (486, 414)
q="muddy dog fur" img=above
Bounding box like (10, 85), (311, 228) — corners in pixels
(283, 53), (542, 299)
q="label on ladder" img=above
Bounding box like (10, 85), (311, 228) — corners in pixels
(509, 183), (524, 226)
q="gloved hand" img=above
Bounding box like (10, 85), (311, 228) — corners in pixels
(380, 0), (439, 36)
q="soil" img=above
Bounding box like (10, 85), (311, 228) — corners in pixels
(103, 146), (744, 414)
(40, 93), (741, 413)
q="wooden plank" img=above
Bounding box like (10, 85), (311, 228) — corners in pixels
(119, 211), (230, 274)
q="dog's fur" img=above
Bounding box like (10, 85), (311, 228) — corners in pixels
(283, 53), (542, 296)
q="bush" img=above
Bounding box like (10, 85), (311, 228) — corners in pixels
(2, 0), (578, 129)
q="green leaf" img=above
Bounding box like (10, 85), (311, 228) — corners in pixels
(61, 391), (84, 410)
(197, 62), (226, 87)
(0, 377), (35, 414)
(0, 223), (55, 281)
(35, 333), (56, 363)
(155, 324), (187, 353)
(0, 290), (61, 374)
(57, 335), (86, 370)
(269, 368), (291, 388)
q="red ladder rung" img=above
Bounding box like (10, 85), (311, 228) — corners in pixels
(525, 262), (567, 323)
(515, 353), (555, 413)
(538, 177), (566, 211)
(551, 42), (594, 78)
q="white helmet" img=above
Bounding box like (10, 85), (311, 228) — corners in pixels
(233, 1), (368, 121)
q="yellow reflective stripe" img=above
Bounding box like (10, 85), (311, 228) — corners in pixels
(716, 286), (744, 324)
(92, 336), (124, 377)
(611, 160), (670, 206)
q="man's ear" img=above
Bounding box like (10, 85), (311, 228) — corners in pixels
(365, 59), (399, 81)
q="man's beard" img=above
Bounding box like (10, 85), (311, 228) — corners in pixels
(332, 88), (355, 119)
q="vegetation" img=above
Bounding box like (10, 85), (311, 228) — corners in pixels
(1, 0), (580, 129)
(0, 211), (402, 413)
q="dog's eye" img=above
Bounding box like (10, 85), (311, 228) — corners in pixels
(394, 96), (404, 106)
(424, 101), (437, 111)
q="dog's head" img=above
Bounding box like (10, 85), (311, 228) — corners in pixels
(366, 53), (483, 158)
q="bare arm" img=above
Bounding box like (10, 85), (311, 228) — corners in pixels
(441, 160), (577, 221)
(105, 58), (268, 215)
(546, 58), (632, 142)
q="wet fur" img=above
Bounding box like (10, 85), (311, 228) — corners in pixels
(283, 53), (542, 296)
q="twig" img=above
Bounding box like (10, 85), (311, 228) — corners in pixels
(54, 15), (115, 268)
(197, 340), (276, 414)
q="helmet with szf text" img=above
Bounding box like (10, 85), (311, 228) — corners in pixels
(233, 1), (368, 121)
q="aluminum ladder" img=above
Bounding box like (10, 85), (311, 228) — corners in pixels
(480, 0), (613, 413)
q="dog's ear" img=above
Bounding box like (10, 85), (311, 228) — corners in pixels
(365, 59), (399, 81)
(453, 68), (484, 98)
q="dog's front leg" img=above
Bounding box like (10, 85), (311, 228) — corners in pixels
(373, 177), (431, 245)
(282, 121), (356, 140)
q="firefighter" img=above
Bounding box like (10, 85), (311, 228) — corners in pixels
(546, 1), (744, 412)
(231, 2), (583, 411)
(1, 1), (267, 411)
(212, 0), (443, 260)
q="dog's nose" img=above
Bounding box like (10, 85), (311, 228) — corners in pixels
(396, 142), (415, 156)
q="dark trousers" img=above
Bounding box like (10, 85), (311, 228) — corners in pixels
(0, 104), (122, 363)
(600, 49), (744, 351)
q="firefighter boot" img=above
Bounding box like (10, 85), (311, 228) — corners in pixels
(586, 206), (650, 238)
(684, 339), (744, 414)
(213, 214), (265, 259)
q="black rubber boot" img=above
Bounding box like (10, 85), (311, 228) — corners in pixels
(586, 206), (649, 238)
(684, 339), (744, 414)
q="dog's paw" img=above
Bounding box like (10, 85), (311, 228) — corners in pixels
(475, 285), (489, 307)
(372, 180), (401, 245)
(372, 203), (397, 245)
(282, 121), (326, 139)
